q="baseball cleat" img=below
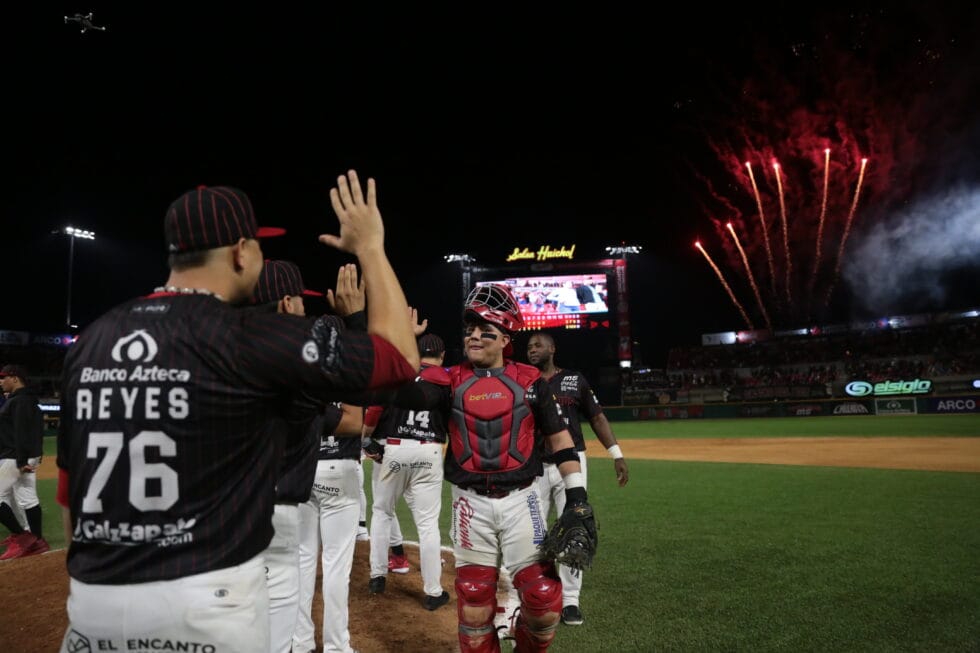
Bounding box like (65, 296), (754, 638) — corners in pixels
(423, 591), (450, 611)
(388, 553), (410, 574)
(368, 576), (386, 594)
(0, 533), (39, 560)
(561, 605), (584, 625)
(27, 537), (50, 556)
(356, 527), (370, 541)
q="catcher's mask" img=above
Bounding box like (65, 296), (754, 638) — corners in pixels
(463, 283), (524, 357)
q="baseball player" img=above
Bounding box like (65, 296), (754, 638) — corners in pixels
(363, 332), (449, 609)
(389, 283), (597, 652)
(293, 403), (366, 653)
(252, 258), (346, 653)
(526, 331), (628, 625)
(56, 171), (420, 653)
(0, 364), (48, 559)
(292, 263), (374, 653)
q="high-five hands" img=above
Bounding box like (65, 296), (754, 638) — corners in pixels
(319, 170), (384, 256)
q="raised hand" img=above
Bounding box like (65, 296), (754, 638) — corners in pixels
(327, 264), (365, 317)
(319, 170), (384, 256)
(410, 307), (429, 337)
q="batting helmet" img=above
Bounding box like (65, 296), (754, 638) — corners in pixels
(463, 283), (524, 333)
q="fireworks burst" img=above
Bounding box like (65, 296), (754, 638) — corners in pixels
(697, 144), (873, 329)
(727, 222), (772, 331)
(772, 161), (793, 306)
(745, 161), (777, 297)
(695, 240), (755, 330)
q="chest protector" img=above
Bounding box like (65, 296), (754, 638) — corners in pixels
(449, 362), (539, 475)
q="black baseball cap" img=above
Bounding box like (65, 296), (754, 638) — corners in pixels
(0, 364), (28, 382)
(253, 260), (324, 304)
(164, 185), (285, 253)
(418, 334), (445, 357)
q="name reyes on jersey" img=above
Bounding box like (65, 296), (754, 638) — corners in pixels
(75, 387), (190, 420)
(75, 364), (192, 421)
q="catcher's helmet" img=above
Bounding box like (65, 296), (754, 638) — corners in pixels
(463, 283), (524, 334)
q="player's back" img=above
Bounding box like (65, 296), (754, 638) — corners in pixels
(59, 293), (289, 583)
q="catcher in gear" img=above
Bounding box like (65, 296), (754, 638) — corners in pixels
(390, 283), (599, 653)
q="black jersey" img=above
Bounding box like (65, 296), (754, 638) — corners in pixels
(317, 401), (361, 461)
(371, 363), (448, 444)
(57, 292), (403, 584)
(276, 402), (343, 503)
(542, 369), (603, 454)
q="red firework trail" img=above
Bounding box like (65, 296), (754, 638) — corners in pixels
(826, 157), (870, 303)
(745, 161), (777, 297)
(810, 148), (831, 287)
(727, 222), (772, 331)
(695, 240), (755, 330)
(773, 160), (792, 306)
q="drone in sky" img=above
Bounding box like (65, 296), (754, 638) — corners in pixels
(65, 12), (106, 33)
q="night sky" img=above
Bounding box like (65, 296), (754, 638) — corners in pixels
(5, 3), (980, 367)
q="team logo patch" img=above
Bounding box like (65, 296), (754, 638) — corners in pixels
(302, 340), (319, 363)
(65, 629), (92, 653)
(388, 461), (402, 473)
(110, 330), (158, 363)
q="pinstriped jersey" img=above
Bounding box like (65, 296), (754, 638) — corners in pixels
(57, 292), (400, 584)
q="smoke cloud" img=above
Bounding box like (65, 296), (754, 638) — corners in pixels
(844, 186), (980, 314)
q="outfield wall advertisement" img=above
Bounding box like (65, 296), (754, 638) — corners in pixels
(926, 396), (980, 413)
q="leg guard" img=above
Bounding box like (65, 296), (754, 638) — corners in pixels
(455, 565), (501, 653)
(513, 562), (562, 653)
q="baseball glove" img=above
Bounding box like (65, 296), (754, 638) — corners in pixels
(539, 500), (598, 573)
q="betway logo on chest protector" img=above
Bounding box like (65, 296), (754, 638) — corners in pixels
(464, 379), (513, 420)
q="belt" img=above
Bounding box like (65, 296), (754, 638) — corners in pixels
(387, 438), (441, 446)
(464, 480), (533, 499)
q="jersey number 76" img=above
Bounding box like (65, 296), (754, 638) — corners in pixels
(81, 431), (179, 513)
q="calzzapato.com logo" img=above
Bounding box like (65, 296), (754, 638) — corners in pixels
(845, 381), (873, 397)
(111, 330), (158, 363)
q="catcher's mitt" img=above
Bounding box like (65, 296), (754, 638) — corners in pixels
(539, 501), (598, 573)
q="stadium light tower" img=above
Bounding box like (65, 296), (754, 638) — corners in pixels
(444, 253), (476, 304)
(61, 226), (96, 329)
(604, 243), (642, 370)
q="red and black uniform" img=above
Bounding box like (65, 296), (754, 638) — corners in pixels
(395, 361), (566, 492)
(57, 292), (414, 584)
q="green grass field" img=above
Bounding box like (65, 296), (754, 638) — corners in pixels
(602, 414), (980, 438)
(25, 415), (980, 651)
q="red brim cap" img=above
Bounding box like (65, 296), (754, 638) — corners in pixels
(256, 226), (287, 238)
(302, 289), (325, 297)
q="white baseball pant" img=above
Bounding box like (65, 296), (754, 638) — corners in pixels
(0, 458), (33, 531)
(368, 440), (444, 597)
(60, 554), (269, 653)
(449, 483), (548, 578)
(293, 458), (361, 653)
(265, 503), (300, 653)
